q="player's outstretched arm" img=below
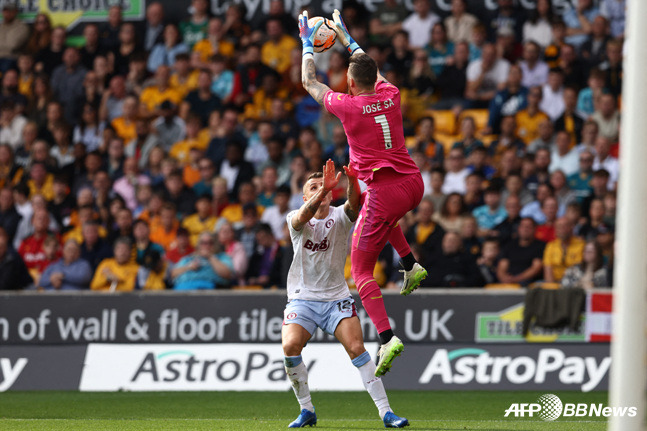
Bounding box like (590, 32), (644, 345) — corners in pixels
(343, 165), (360, 222)
(299, 11), (332, 107)
(292, 159), (341, 231)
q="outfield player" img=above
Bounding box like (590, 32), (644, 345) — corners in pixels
(283, 159), (408, 428)
(298, 11), (427, 376)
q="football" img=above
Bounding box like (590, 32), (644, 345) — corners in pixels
(308, 17), (337, 53)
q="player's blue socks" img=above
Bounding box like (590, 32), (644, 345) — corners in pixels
(285, 355), (303, 368)
(352, 351), (371, 368)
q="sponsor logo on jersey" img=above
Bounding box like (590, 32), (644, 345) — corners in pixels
(304, 238), (329, 252)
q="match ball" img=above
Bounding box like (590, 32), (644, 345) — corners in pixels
(309, 17), (337, 53)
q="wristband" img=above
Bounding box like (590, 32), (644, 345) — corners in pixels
(302, 51), (314, 59)
(302, 46), (314, 56)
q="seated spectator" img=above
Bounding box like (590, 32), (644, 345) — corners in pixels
(0, 100), (27, 150)
(500, 172), (534, 208)
(543, 217), (585, 283)
(171, 232), (233, 290)
(488, 116), (526, 163)
(460, 216), (481, 257)
(427, 231), (483, 287)
(592, 137), (618, 190)
(515, 86), (550, 145)
(520, 41), (549, 89)
(108, 206), (133, 243)
(18, 208), (57, 272)
(162, 169), (196, 216)
(193, 18), (234, 64)
(222, 182), (263, 227)
(370, 0), (409, 45)
(591, 93), (620, 142)
(217, 221), (248, 286)
(257, 165), (279, 208)
(581, 15), (611, 67)
(411, 117), (444, 169)
(434, 192), (468, 233)
(492, 195), (523, 247)
(150, 203), (179, 250)
(444, 0), (477, 43)
(497, 217), (545, 285)
(140, 66), (183, 114)
(125, 117), (160, 171)
(147, 24), (189, 73)
(79, 220), (112, 271)
(261, 18), (298, 74)
(133, 219), (166, 290)
(539, 67), (565, 121)
(577, 198), (613, 242)
(521, 183), (559, 224)
(534, 196), (559, 243)
(576, 68), (606, 118)
(561, 241), (610, 289)
(549, 131), (579, 176)
(90, 237), (139, 291)
(563, 0), (599, 50)
(0, 186), (21, 244)
(401, 0), (441, 49)
(467, 147), (495, 181)
(261, 185), (290, 241)
(112, 157), (151, 212)
(452, 116), (484, 157)
(473, 186), (507, 236)
(527, 118), (555, 154)
(465, 43), (510, 108)
(555, 87), (585, 146)
(442, 148), (470, 194)
(39, 239), (92, 290)
(425, 22), (454, 77)
(182, 195), (218, 246)
(550, 170), (577, 211)
(0, 230), (32, 290)
(246, 222), (282, 288)
(182, 69), (221, 127)
(598, 39), (622, 97)
(165, 227), (193, 265)
(405, 197), (445, 268)
(486, 64), (528, 134)
(434, 41), (470, 109)
(477, 239), (500, 285)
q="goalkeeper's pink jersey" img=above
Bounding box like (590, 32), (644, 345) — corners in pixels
(323, 80), (419, 184)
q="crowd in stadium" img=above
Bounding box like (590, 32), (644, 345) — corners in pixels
(0, 0), (624, 291)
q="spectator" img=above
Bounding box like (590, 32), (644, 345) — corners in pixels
(434, 41), (470, 109)
(0, 229), (31, 290)
(133, 219), (166, 290)
(152, 100), (186, 151)
(50, 48), (87, 125)
(125, 117), (159, 170)
(549, 131), (579, 176)
(0, 69), (27, 114)
(496, 217), (545, 285)
(166, 227), (193, 265)
(561, 240), (610, 288)
(465, 43), (511, 108)
(550, 170), (577, 212)
(182, 70), (221, 127)
(557, 44), (587, 91)
(599, 0), (625, 39)
(442, 148), (470, 195)
(434, 192), (467, 233)
(492, 194), (523, 246)
(0, 101), (26, 150)
(193, 18), (234, 66)
(598, 39), (623, 97)
(147, 23), (189, 73)
(171, 231), (233, 290)
(591, 93), (620, 142)
(370, 0), (408, 44)
(473, 186), (507, 235)
(402, 0), (440, 49)
(487, 0), (524, 42)
(150, 203), (179, 250)
(73, 104), (104, 153)
(91, 236), (139, 291)
(26, 13), (52, 56)
(444, 0), (478, 44)
(577, 198), (612, 242)
(261, 185), (290, 241)
(17, 208), (56, 271)
(534, 195), (559, 242)
(555, 87), (585, 145)
(563, 0), (599, 50)
(35, 25), (66, 74)
(477, 239), (500, 285)
(100, 76), (127, 123)
(79, 24), (105, 71)
(406, 197), (445, 269)
(220, 140), (256, 201)
(182, 195), (218, 246)
(519, 41), (549, 89)
(0, 1), (29, 72)
(567, 149), (595, 203)
(39, 239), (92, 290)
(543, 217), (585, 283)
(523, 0), (553, 48)
(427, 231), (483, 287)
(140, 66), (183, 114)
(261, 18), (298, 74)
(140, 2), (165, 52)
(577, 69), (606, 118)
(79, 220), (112, 271)
(486, 64), (528, 134)
(539, 68), (565, 121)
(180, 0), (209, 49)
(0, 187), (21, 243)
(592, 136), (618, 189)
(217, 220), (248, 286)
(527, 119), (555, 154)
(246, 222), (282, 288)
(463, 171), (484, 211)
(581, 16), (611, 68)
(426, 23), (454, 77)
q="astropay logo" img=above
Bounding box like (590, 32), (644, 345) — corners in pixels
(504, 394), (638, 421)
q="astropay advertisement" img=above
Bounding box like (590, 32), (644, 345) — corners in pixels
(80, 343), (378, 391)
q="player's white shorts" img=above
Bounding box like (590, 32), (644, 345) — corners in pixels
(283, 296), (357, 336)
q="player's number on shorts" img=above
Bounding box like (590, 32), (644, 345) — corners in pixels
(337, 299), (352, 313)
(374, 115), (392, 150)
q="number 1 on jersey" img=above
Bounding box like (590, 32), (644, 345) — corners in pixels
(374, 114), (392, 149)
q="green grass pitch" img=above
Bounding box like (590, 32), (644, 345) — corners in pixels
(0, 390), (608, 430)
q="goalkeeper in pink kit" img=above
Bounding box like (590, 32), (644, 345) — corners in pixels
(299, 10), (428, 377)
